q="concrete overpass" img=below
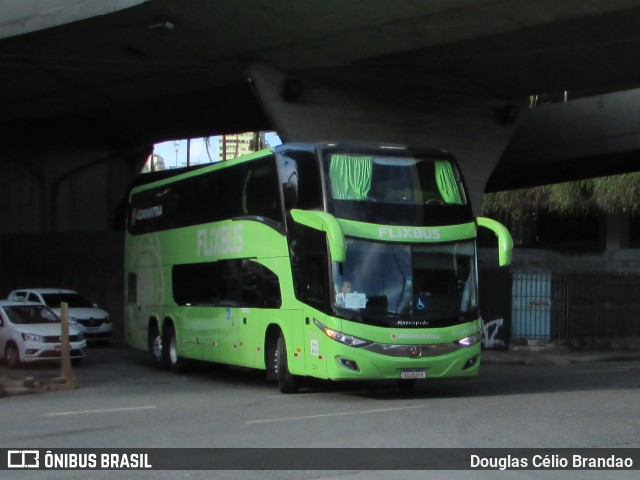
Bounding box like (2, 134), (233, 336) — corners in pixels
(3, 0), (640, 321)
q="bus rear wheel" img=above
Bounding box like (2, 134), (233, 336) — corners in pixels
(275, 333), (299, 394)
(162, 323), (190, 373)
(148, 323), (165, 369)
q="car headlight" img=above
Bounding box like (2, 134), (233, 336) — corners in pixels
(313, 319), (372, 347)
(69, 317), (78, 325)
(77, 332), (84, 341)
(22, 333), (44, 342)
(457, 331), (482, 347)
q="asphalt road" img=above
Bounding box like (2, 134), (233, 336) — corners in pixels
(1, 343), (639, 479)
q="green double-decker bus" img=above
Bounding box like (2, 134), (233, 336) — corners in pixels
(124, 142), (512, 393)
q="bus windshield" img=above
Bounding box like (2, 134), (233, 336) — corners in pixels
(332, 239), (478, 327)
(323, 152), (468, 225)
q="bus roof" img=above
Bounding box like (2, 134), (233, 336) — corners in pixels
(129, 142), (454, 194)
(129, 147), (275, 193)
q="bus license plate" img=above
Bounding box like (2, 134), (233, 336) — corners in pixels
(400, 369), (426, 379)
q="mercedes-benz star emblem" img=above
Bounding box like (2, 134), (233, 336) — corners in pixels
(409, 346), (423, 358)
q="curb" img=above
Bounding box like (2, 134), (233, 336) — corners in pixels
(0, 373), (78, 397)
(481, 351), (640, 367)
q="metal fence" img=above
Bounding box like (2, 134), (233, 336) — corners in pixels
(512, 272), (640, 341)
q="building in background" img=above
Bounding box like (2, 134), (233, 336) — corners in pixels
(141, 154), (166, 173)
(219, 132), (267, 161)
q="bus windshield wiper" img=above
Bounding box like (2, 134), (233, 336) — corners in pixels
(333, 306), (362, 321)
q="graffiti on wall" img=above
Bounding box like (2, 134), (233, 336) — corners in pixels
(482, 317), (506, 349)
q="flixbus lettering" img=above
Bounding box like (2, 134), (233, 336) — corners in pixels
(378, 226), (441, 240)
(197, 224), (244, 256)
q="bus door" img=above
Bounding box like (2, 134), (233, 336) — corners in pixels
(303, 311), (326, 378)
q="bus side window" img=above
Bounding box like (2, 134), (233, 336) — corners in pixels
(243, 156), (283, 224)
(219, 261), (242, 306)
(277, 151), (323, 211)
(241, 260), (282, 309)
(214, 166), (244, 221)
(289, 223), (328, 309)
(173, 261), (241, 307)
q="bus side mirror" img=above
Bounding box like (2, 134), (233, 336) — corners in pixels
(290, 209), (346, 262)
(477, 217), (513, 267)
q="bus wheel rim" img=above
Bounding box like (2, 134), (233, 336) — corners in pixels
(152, 336), (162, 362)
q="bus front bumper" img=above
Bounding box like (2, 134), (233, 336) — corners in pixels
(320, 340), (481, 381)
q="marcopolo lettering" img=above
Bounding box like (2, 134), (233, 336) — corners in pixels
(378, 226), (441, 240)
(197, 224), (245, 256)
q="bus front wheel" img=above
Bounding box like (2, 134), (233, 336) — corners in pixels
(275, 333), (299, 394)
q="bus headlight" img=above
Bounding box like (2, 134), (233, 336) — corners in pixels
(457, 331), (482, 347)
(313, 319), (372, 347)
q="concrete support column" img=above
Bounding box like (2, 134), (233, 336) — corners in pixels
(248, 64), (521, 215)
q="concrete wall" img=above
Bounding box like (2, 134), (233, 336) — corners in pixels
(0, 146), (142, 234)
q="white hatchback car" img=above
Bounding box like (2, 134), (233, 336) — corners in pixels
(8, 289), (112, 343)
(0, 300), (87, 367)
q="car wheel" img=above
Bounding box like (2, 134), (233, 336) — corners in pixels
(5, 342), (20, 368)
(276, 333), (299, 394)
(162, 323), (190, 373)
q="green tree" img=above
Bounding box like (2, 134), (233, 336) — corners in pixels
(483, 173), (640, 218)
(482, 173), (640, 243)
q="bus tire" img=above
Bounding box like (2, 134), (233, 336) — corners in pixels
(163, 323), (190, 373)
(276, 333), (299, 394)
(148, 322), (166, 370)
(265, 336), (277, 381)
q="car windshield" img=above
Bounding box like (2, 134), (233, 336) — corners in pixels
(332, 238), (478, 327)
(41, 293), (93, 308)
(4, 305), (60, 324)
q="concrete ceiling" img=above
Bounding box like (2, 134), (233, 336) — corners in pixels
(3, 0), (640, 149)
